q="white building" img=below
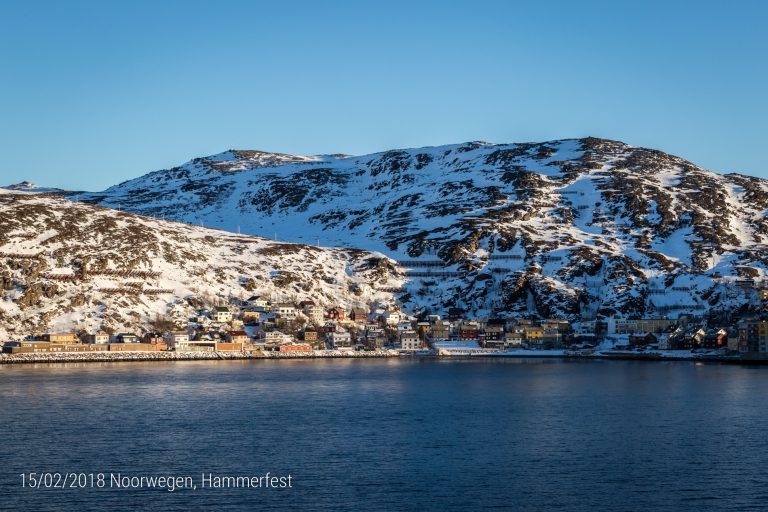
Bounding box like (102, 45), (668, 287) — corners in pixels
(272, 303), (298, 319)
(329, 331), (352, 349)
(383, 311), (402, 325)
(84, 332), (110, 344)
(245, 296), (271, 310)
(264, 331), (294, 344)
(396, 322), (413, 332)
(606, 316), (636, 334)
(212, 306), (233, 323)
(304, 304), (325, 323)
(164, 331), (195, 351)
(400, 331), (422, 351)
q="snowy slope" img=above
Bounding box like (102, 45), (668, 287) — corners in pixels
(0, 191), (403, 340)
(68, 137), (768, 319)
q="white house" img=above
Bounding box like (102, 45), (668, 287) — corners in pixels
(164, 331), (196, 351)
(84, 332), (110, 344)
(264, 331), (294, 344)
(606, 316), (637, 334)
(396, 322), (413, 332)
(272, 303), (298, 319)
(383, 310), (402, 325)
(329, 331), (352, 349)
(504, 332), (524, 347)
(400, 331), (422, 351)
(245, 295), (271, 310)
(212, 306), (233, 323)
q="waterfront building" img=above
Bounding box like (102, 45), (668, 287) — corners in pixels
(164, 331), (190, 350)
(41, 333), (78, 343)
(116, 332), (139, 343)
(458, 321), (479, 340)
(83, 332), (110, 344)
(400, 331), (422, 351)
(329, 331), (352, 349)
(737, 319), (768, 352)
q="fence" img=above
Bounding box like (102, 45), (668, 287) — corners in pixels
(98, 287), (141, 294)
(0, 252), (43, 259)
(396, 260), (447, 268)
(88, 270), (161, 278)
(405, 271), (463, 278)
(377, 287), (407, 293)
(43, 273), (81, 282)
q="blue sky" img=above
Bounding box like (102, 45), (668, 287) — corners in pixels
(1, 0), (766, 190)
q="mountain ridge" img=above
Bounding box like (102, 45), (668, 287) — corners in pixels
(12, 136), (768, 321)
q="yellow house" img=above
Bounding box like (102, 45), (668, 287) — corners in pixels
(523, 327), (544, 340)
(43, 333), (78, 343)
(242, 311), (261, 323)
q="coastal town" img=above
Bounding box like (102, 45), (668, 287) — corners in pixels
(3, 292), (768, 363)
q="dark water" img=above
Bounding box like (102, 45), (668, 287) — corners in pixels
(1, 358), (767, 511)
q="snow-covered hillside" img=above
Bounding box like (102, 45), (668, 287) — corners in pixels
(0, 191), (403, 339)
(68, 137), (768, 319)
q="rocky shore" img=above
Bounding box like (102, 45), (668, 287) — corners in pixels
(2, 348), (765, 365)
(0, 349), (402, 364)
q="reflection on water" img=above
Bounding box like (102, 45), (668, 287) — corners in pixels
(1, 359), (767, 511)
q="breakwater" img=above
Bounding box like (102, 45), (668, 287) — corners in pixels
(0, 349), (401, 364)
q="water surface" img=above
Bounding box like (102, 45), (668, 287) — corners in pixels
(1, 358), (766, 511)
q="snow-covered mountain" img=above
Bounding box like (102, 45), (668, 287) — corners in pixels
(0, 190), (403, 340)
(67, 137), (768, 319)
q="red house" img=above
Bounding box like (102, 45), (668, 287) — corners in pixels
(143, 333), (164, 345)
(458, 324), (478, 340)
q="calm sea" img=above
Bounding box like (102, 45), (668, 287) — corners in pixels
(1, 358), (767, 511)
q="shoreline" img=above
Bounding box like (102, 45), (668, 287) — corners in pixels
(1, 349), (767, 365)
(0, 349), (400, 365)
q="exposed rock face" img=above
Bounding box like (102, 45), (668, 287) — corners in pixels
(18, 282), (57, 307)
(1, 272), (14, 290)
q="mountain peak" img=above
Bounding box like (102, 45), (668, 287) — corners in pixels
(5, 181), (41, 190)
(3, 181), (71, 194)
(68, 137), (768, 320)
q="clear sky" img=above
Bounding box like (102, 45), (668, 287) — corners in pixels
(1, 0), (766, 190)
